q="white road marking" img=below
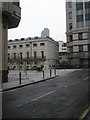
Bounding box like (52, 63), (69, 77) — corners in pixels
(83, 77), (88, 80)
(17, 90), (56, 108)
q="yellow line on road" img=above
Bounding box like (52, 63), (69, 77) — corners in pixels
(79, 106), (90, 120)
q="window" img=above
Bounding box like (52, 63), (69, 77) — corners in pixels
(76, 10), (83, 15)
(13, 45), (17, 49)
(70, 47), (73, 53)
(69, 35), (73, 42)
(79, 45), (83, 52)
(27, 52), (29, 59)
(13, 53), (16, 60)
(88, 32), (90, 38)
(41, 51), (44, 58)
(40, 43), (45, 46)
(77, 21), (83, 28)
(26, 44), (30, 47)
(33, 52), (37, 58)
(33, 43), (37, 47)
(69, 23), (72, 30)
(76, 2), (83, 10)
(86, 20), (90, 26)
(78, 33), (83, 40)
(8, 53), (10, 61)
(88, 44), (90, 51)
(77, 15), (83, 22)
(85, 2), (90, 9)
(8, 46), (10, 49)
(69, 12), (72, 19)
(20, 52), (22, 59)
(68, 2), (72, 8)
(19, 45), (23, 48)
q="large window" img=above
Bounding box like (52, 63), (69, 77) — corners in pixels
(76, 10), (83, 15)
(19, 45), (23, 48)
(76, 2), (83, 10)
(13, 45), (17, 49)
(41, 51), (44, 58)
(13, 53), (16, 60)
(20, 52), (22, 59)
(77, 21), (83, 28)
(40, 43), (45, 46)
(33, 52), (37, 58)
(27, 52), (29, 59)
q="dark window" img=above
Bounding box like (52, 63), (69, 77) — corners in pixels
(69, 23), (72, 30)
(40, 43), (45, 46)
(78, 33), (83, 40)
(41, 51), (44, 58)
(85, 14), (90, 21)
(8, 53), (10, 61)
(34, 52), (37, 58)
(13, 53), (16, 60)
(85, 2), (90, 9)
(69, 12), (72, 19)
(13, 45), (17, 48)
(76, 10), (83, 15)
(26, 44), (30, 47)
(77, 15), (83, 22)
(88, 44), (90, 51)
(68, 2), (72, 8)
(33, 43), (37, 47)
(79, 59), (84, 67)
(79, 45), (83, 52)
(8, 46), (10, 49)
(88, 32), (90, 38)
(20, 52), (22, 59)
(27, 52), (29, 59)
(19, 45), (23, 48)
(70, 47), (73, 53)
(69, 35), (73, 42)
(77, 21), (83, 27)
(13, 0), (20, 7)
(76, 2), (83, 10)
(21, 38), (24, 41)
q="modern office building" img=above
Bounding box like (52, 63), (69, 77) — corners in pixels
(0, 1), (21, 82)
(41, 28), (50, 37)
(66, 0), (90, 68)
(58, 41), (67, 64)
(8, 37), (59, 70)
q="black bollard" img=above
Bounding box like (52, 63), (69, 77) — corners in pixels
(43, 70), (44, 79)
(19, 72), (21, 84)
(50, 69), (52, 77)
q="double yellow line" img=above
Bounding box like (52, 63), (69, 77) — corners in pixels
(79, 106), (90, 120)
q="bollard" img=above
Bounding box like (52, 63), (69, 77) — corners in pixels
(54, 68), (56, 75)
(50, 69), (52, 77)
(43, 70), (44, 79)
(19, 72), (21, 84)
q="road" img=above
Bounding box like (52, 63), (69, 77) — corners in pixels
(2, 69), (90, 119)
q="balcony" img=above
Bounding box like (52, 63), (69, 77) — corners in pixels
(2, 2), (21, 29)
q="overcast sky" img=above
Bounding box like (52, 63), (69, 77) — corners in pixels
(8, 0), (66, 42)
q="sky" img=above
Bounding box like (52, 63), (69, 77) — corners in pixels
(8, 0), (66, 42)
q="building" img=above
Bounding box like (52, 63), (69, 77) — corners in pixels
(58, 41), (67, 66)
(66, 0), (90, 68)
(41, 28), (49, 37)
(0, 1), (21, 82)
(8, 36), (59, 70)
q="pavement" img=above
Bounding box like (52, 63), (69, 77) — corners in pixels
(0, 69), (79, 91)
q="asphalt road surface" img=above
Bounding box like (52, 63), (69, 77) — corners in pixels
(2, 69), (90, 119)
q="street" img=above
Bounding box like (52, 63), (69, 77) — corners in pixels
(2, 69), (89, 119)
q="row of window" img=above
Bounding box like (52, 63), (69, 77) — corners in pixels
(69, 44), (90, 53)
(8, 51), (45, 60)
(8, 43), (45, 49)
(68, 32), (90, 41)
